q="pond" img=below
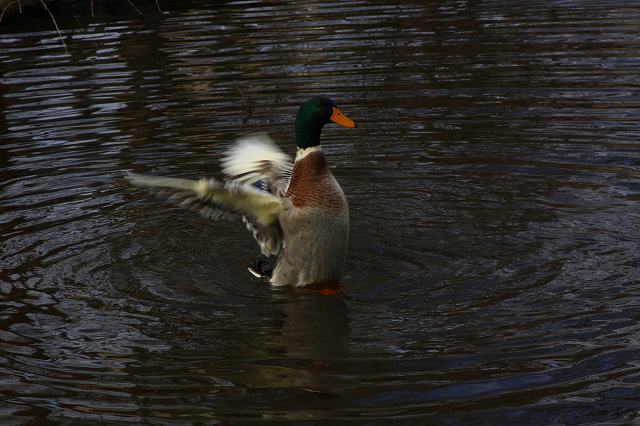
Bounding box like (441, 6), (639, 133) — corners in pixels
(1, 0), (640, 423)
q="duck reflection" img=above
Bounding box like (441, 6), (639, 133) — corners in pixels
(268, 289), (350, 359)
(228, 289), (350, 394)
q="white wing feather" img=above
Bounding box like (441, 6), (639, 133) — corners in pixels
(221, 133), (292, 196)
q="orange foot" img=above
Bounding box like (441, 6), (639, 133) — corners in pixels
(299, 281), (345, 296)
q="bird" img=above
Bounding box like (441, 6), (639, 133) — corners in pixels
(125, 97), (356, 288)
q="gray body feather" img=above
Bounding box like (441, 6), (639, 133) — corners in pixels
(272, 207), (349, 286)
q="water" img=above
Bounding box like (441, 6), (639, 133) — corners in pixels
(2, 0), (640, 423)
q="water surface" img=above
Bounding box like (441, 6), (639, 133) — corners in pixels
(1, 0), (640, 423)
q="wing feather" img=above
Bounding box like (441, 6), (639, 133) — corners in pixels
(125, 172), (283, 227)
(221, 133), (292, 197)
(220, 134), (293, 255)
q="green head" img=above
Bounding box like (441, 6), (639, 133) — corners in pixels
(294, 97), (356, 150)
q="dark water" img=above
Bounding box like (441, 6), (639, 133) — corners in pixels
(2, 0), (640, 423)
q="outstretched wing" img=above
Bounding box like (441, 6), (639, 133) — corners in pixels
(125, 172), (284, 228)
(126, 134), (293, 258)
(221, 134), (293, 256)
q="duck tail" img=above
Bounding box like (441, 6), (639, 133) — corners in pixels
(248, 255), (275, 280)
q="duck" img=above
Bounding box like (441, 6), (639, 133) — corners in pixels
(126, 97), (356, 287)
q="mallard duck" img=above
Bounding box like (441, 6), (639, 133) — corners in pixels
(126, 97), (356, 287)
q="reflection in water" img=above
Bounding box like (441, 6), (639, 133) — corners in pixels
(267, 292), (350, 361)
(1, 0), (640, 423)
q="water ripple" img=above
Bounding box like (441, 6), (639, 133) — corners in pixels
(1, 0), (640, 423)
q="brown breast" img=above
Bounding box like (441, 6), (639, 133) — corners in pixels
(286, 151), (346, 210)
